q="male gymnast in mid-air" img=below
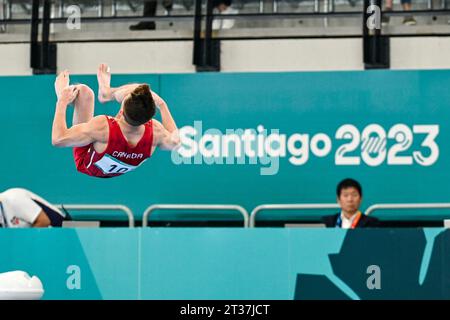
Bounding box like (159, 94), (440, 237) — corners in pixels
(52, 64), (180, 178)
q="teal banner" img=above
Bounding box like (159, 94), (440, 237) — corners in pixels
(0, 70), (449, 221)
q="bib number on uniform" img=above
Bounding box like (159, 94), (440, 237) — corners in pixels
(94, 154), (140, 174)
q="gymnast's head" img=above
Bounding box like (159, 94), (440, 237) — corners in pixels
(122, 84), (156, 126)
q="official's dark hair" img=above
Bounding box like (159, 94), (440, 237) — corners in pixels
(336, 178), (362, 197)
(123, 84), (156, 126)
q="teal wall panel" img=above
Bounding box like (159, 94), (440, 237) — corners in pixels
(1, 70), (449, 221)
(0, 228), (449, 300)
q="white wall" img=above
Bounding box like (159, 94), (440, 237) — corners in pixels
(390, 37), (450, 70)
(58, 41), (196, 74)
(0, 44), (32, 76)
(221, 39), (364, 72)
(1, 37), (450, 75)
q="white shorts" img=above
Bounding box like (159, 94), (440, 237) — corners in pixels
(0, 188), (64, 228)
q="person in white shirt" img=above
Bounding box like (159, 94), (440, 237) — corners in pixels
(0, 188), (67, 228)
(322, 178), (380, 229)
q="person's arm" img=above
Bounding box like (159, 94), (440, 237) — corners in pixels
(154, 120), (180, 150)
(111, 84), (140, 103)
(102, 74), (178, 132)
(154, 94), (179, 150)
(52, 87), (103, 147)
(115, 86), (179, 133)
(52, 115), (104, 147)
(152, 92), (178, 133)
(111, 85), (165, 106)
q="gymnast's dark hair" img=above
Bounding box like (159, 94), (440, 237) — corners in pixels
(123, 84), (156, 126)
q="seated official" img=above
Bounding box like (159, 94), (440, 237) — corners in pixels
(0, 188), (69, 228)
(322, 178), (380, 228)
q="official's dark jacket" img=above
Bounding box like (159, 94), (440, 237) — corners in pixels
(322, 213), (380, 228)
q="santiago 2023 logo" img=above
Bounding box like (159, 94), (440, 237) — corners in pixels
(171, 122), (439, 175)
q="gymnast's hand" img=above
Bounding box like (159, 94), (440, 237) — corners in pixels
(57, 85), (79, 106)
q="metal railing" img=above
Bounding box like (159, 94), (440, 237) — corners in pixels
(44, 202), (450, 228)
(249, 203), (340, 227)
(365, 203), (450, 216)
(3, 1), (450, 26)
(142, 204), (249, 227)
(2, 0), (450, 71)
(55, 204), (135, 227)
